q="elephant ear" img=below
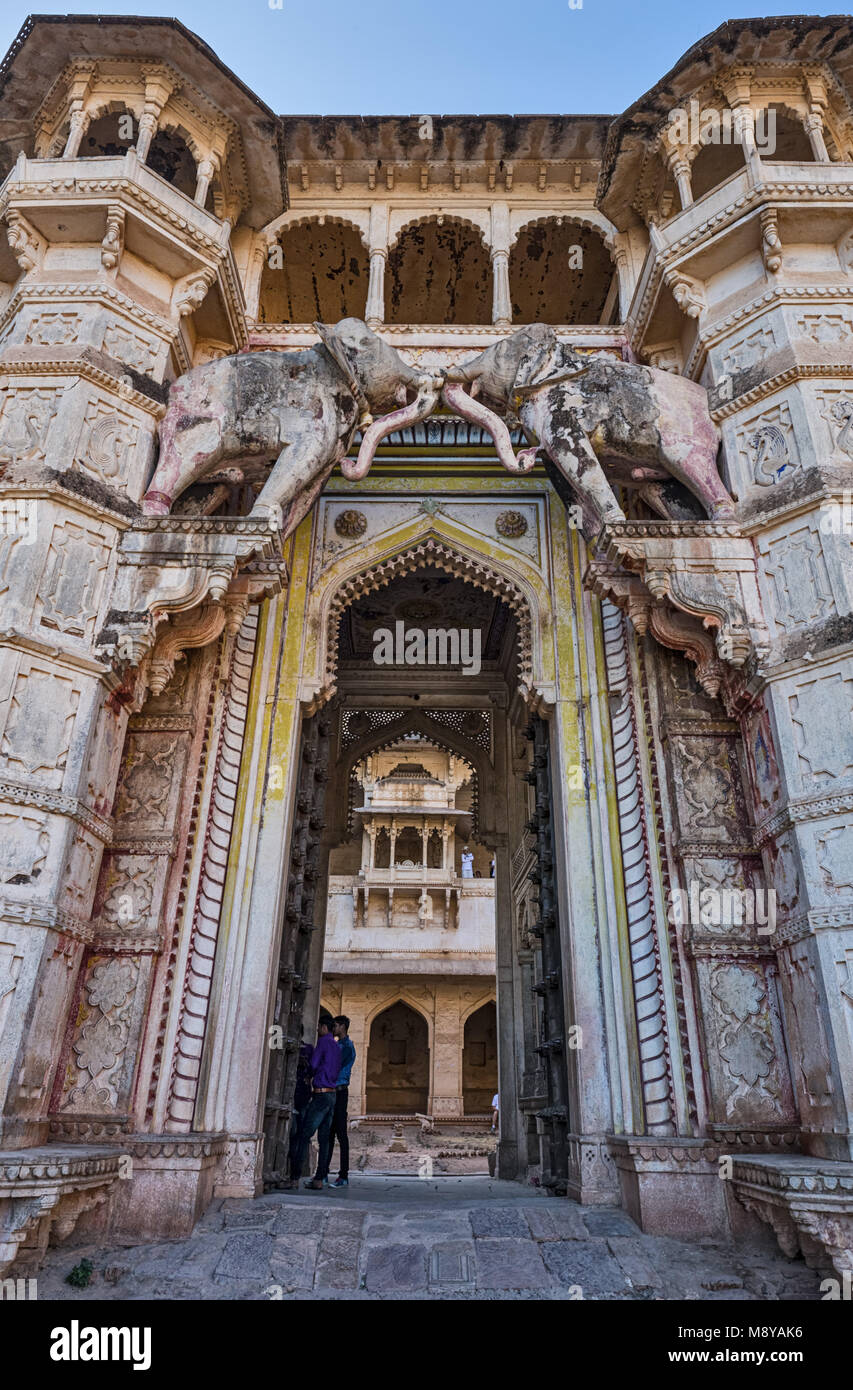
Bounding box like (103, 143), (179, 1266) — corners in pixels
(512, 325), (561, 391)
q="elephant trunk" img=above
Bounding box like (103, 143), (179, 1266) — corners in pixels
(340, 377), (442, 481)
(441, 383), (534, 476)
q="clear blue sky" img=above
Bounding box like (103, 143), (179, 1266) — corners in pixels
(0, 4), (842, 115)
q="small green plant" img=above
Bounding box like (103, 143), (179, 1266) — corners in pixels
(65, 1258), (94, 1288)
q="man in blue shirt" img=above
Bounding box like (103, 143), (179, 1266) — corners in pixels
(323, 1015), (356, 1188)
(286, 1015), (340, 1190)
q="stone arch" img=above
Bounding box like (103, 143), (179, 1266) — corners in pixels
(311, 530), (547, 709)
(462, 998), (497, 1113)
(388, 210), (490, 251)
(460, 990), (497, 1029)
(259, 215), (369, 323)
(688, 140), (746, 201)
(281, 213), (369, 248)
(365, 997), (432, 1114)
(387, 215), (491, 324)
(753, 103), (814, 161)
(147, 122), (200, 200)
(509, 214), (619, 324)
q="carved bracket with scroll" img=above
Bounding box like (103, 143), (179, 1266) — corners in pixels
(96, 515), (286, 706)
(586, 520), (770, 712)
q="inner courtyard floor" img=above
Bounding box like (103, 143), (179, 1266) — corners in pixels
(32, 1178), (822, 1302)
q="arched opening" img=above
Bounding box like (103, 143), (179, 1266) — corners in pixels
(387, 217), (491, 324)
(81, 109), (137, 157)
(147, 128), (198, 201)
(760, 107), (815, 162)
(510, 217), (617, 324)
(366, 1001), (430, 1114)
(259, 219), (367, 323)
(690, 141), (746, 200)
(463, 1001), (497, 1114)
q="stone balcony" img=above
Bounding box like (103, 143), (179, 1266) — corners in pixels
(324, 872), (495, 975)
(0, 150), (246, 346)
(631, 159), (853, 355)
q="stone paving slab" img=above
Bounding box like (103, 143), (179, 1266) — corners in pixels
(26, 1180), (823, 1302)
(364, 1242), (428, 1291)
(475, 1237), (549, 1289)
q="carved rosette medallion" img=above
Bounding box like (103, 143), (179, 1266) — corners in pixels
(495, 509), (528, 538)
(334, 509), (368, 538)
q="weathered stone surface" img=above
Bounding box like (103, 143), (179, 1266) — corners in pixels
(214, 1233), (273, 1281)
(474, 1238), (549, 1289)
(540, 1241), (630, 1298)
(525, 1204), (587, 1240)
(469, 1206), (529, 1239)
(582, 1208), (641, 1238)
(364, 1242), (428, 1290)
(269, 1236), (318, 1288)
(315, 1236), (361, 1289)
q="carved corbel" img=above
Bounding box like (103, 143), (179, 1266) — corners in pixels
(646, 606), (727, 699)
(665, 269), (705, 319)
(138, 601), (227, 699)
(4, 210), (46, 274)
(760, 207), (782, 274)
(101, 205), (125, 271)
(173, 267), (217, 318)
(586, 521), (770, 694)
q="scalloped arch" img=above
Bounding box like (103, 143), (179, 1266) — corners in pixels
(509, 209), (618, 250)
(323, 535), (534, 699)
(388, 211), (490, 252)
(274, 213), (370, 251)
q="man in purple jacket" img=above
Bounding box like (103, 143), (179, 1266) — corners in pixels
(285, 1016), (340, 1191)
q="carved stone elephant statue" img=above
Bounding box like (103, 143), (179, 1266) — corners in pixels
(142, 318), (443, 533)
(443, 324), (735, 528)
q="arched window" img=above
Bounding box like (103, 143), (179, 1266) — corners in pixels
(366, 1001), (429, 1114)
(147, 128), (198, 201)
(387, 218), (491, 324)
(510, 218), (617, 325)
(259, 219), (367, 324)
(81, 109), (137, 158)
(690, 141), (746, 200)
(758, 107), (815, 162)
(463, 1001), (497, 1114)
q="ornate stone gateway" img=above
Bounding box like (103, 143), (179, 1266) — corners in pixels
(0, 12), (851, 1283)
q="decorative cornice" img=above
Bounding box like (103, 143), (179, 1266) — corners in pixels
(755, 790), (853, 845)
(0, 779), (114, 843)
(0, 353), (165, 418)
(711, 361), (853, 422)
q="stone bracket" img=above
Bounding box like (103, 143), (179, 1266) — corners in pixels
(732, 1155), (853, 1280)
(0, 1144), (126, 1275)
(586, 520), (770, 707)
(97, 515), (287, 704)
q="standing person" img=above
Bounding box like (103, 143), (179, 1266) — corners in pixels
(285, 1016), (339, 1191)
(324, 1015), (356, 1188)
(461, 846), (474, 878)
(491, 1091), (499, 1134)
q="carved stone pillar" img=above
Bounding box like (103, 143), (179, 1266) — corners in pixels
(365, 249), (386, 329)
(491, 251), (512, 329)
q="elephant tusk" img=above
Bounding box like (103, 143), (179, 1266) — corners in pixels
(441, 383), (533, 475)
